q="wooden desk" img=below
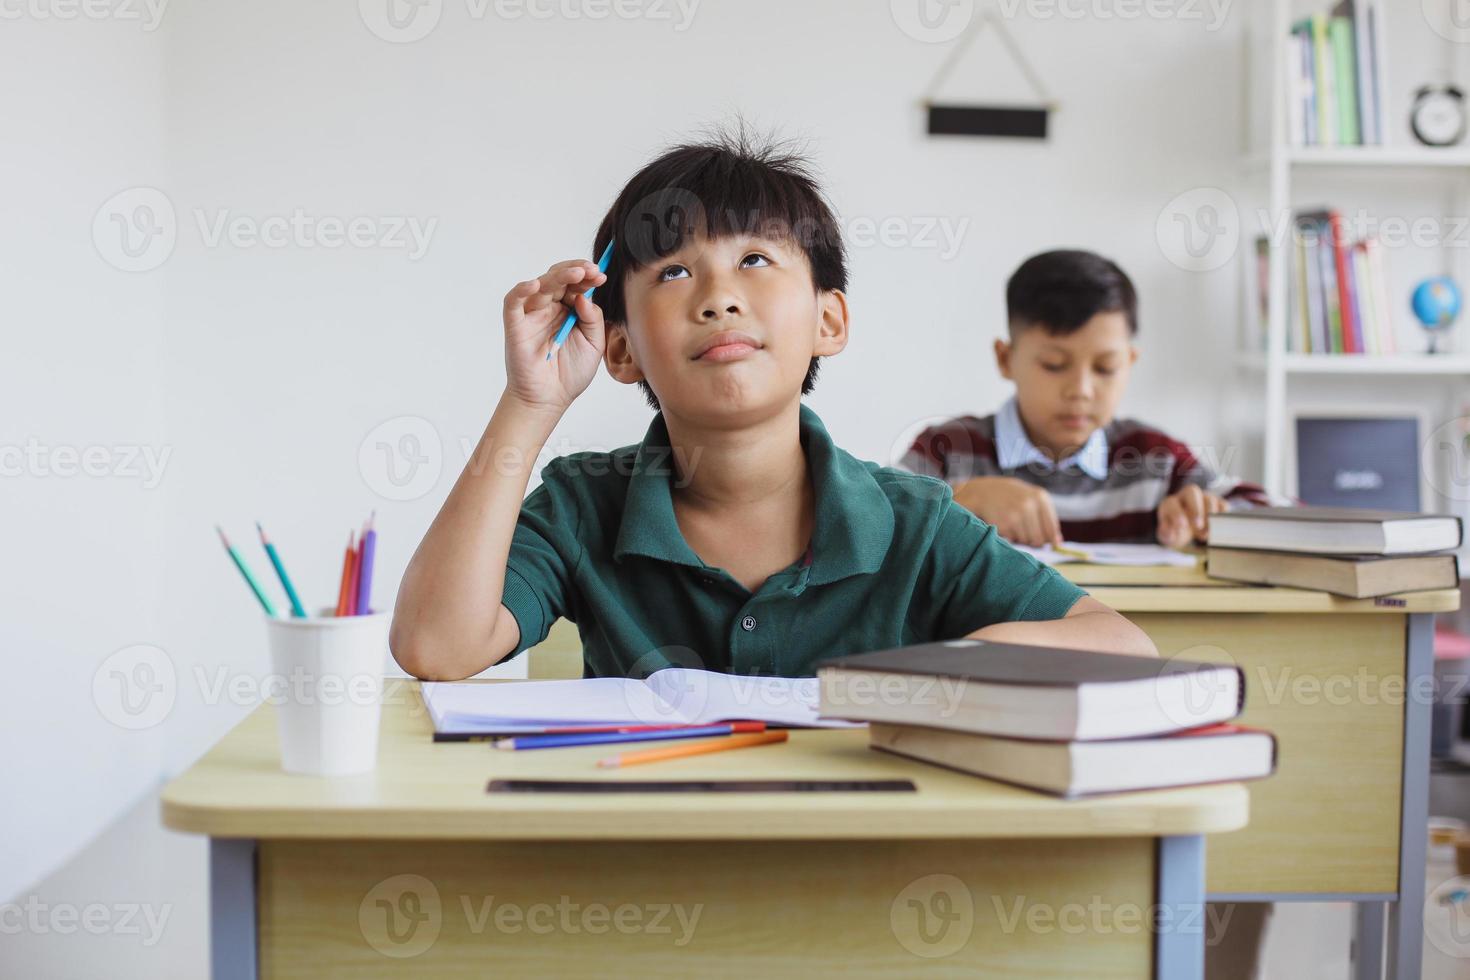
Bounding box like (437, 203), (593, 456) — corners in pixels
(163, 681), (1246, 980)
(1058, 560), (1457, 980)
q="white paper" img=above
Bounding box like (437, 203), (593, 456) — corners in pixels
(423, 668), (860, 734)
(1015, 542), (1199, 568)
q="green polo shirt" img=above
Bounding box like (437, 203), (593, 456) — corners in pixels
(502, 404), (1086, 678)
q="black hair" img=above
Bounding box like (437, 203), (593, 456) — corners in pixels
(590, 125), (848, 411)
(1005, 249), (1138, 337)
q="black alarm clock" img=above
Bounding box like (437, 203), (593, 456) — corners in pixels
(1411, 84), (1467, 147)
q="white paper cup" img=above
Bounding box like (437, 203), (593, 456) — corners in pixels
(264, 609), (388, 776)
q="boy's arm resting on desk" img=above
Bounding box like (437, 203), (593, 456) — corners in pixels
(965, 596), (1158, 657)
(919, 501), (1155, 658)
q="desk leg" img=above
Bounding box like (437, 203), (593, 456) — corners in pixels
(1156, 835), (1205, 980)
(1388, 612), (1434, 980)
(210, 838), (258, 980)
(1352, 901), (1386, 980)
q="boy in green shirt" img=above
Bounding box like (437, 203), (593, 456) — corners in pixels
(391, 131), (1153, 680)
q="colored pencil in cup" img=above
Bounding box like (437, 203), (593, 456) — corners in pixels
(216, 525), (278, 616)
(355, 511), (376, 616)
(256, 521), (307, 618)
(596, 730), (788, 769)
(546, 239), (615, 360)
(496, 722), (765, 752)
(334, 530), (355, 617)
(345, 526), (363, 616)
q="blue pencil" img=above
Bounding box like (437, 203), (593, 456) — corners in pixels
(546, 239), (614, 360)
(493, 721), (764, 751)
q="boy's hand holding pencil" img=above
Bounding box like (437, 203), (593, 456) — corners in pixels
(502, 249), (611, 418)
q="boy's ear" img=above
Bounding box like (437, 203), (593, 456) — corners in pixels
(603, 322), (646, 385)
(993, 337), (1014, 380)
(813, 289), (849, 356)
(1129, 344), (1140, 367)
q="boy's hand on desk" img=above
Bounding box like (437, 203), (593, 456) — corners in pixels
(952, 477), (1063, 548)
(1155, 486), (1227, 548)
(502, 259), (609, 415)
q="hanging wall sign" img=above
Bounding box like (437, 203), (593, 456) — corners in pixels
(922, 10), (1056, 140)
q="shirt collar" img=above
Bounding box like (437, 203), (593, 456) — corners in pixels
(994, 396), (1109, 480)
(613, 404), (894, 586)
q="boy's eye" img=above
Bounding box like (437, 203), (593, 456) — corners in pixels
(740, 252), (771, 268)
(1095, 366), (1116, 376)
(656, 264), (690, 282)
(1040, 362), (1066, 373)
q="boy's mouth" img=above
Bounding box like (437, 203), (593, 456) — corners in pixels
(691, 330), (763, 362)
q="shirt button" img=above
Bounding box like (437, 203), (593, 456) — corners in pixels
(741, 615), (757, 632)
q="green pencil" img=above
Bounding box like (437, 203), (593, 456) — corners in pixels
(256, 521), (307, 617)
(216, 525), (278, 616)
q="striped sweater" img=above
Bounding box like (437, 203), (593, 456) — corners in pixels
(899, 412), (1273, 543)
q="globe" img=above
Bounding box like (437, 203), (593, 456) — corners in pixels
(1412, 277), (1462, 354)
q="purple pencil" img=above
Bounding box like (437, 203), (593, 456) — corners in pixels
(354, 512), (376, 615)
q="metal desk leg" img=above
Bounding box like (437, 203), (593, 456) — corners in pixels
(1387, 612), (1434, 980)
(210, 838), (258, 980)
(1352, 900), (1386, 980)
(1157, 835), (1205, 980)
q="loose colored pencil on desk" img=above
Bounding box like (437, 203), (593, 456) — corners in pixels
(215, 525), (278, 616)
(345, 526), (363, 616)
(256, 521), (307, 618)
(490, 723), (699, 739)
(355, 511), (377, 616)
(496, 722), (765, 751)
(597, 730), (788, 769)
(334, 530), (355, 617)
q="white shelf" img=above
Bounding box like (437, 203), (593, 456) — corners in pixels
(1245, 146), (1470, 171)
(1237, 352), (1470, 375)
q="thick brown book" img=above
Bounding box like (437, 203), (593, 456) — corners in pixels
(1208, 507), (1462, 555)
(816, 639), (1243, 741)
(869, 721), (1277, 799)
(1207, 547), (1457, 598)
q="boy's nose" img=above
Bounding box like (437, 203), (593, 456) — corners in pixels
(701, 303), (741, 319)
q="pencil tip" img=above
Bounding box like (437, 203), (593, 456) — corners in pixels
(255, 520), (267, 542)
(215, 525), (229, 547)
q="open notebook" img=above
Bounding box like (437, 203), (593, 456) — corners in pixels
(424, 668), (863, 737)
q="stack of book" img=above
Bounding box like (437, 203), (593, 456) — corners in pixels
(816, 641), (1276, 799)
(1252, 210), (1396, 357)
(1207, 507), (1463, 598)
(1286, 0), (1387, 147)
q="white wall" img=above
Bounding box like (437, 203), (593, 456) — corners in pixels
(3, 0), (1463, 974)
(0, 0), (170, 948)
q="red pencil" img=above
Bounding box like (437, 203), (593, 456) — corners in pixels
(334, 530), (355, 617)
(344, 531), (362, 616)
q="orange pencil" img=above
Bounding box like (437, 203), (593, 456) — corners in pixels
(333, 530), (355, 617)
(344, 530), (362, 616)
(596, 730), (788, 769)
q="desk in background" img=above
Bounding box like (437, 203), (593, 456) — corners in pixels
(1056, 560), (1457, 980)
(162, 681), (1246, 979)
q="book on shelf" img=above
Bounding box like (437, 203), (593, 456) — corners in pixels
(1287, 1), (1387, 148)
(1253, 209), (1397, 356)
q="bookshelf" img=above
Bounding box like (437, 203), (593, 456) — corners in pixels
(1244, 0), (1470, 496)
